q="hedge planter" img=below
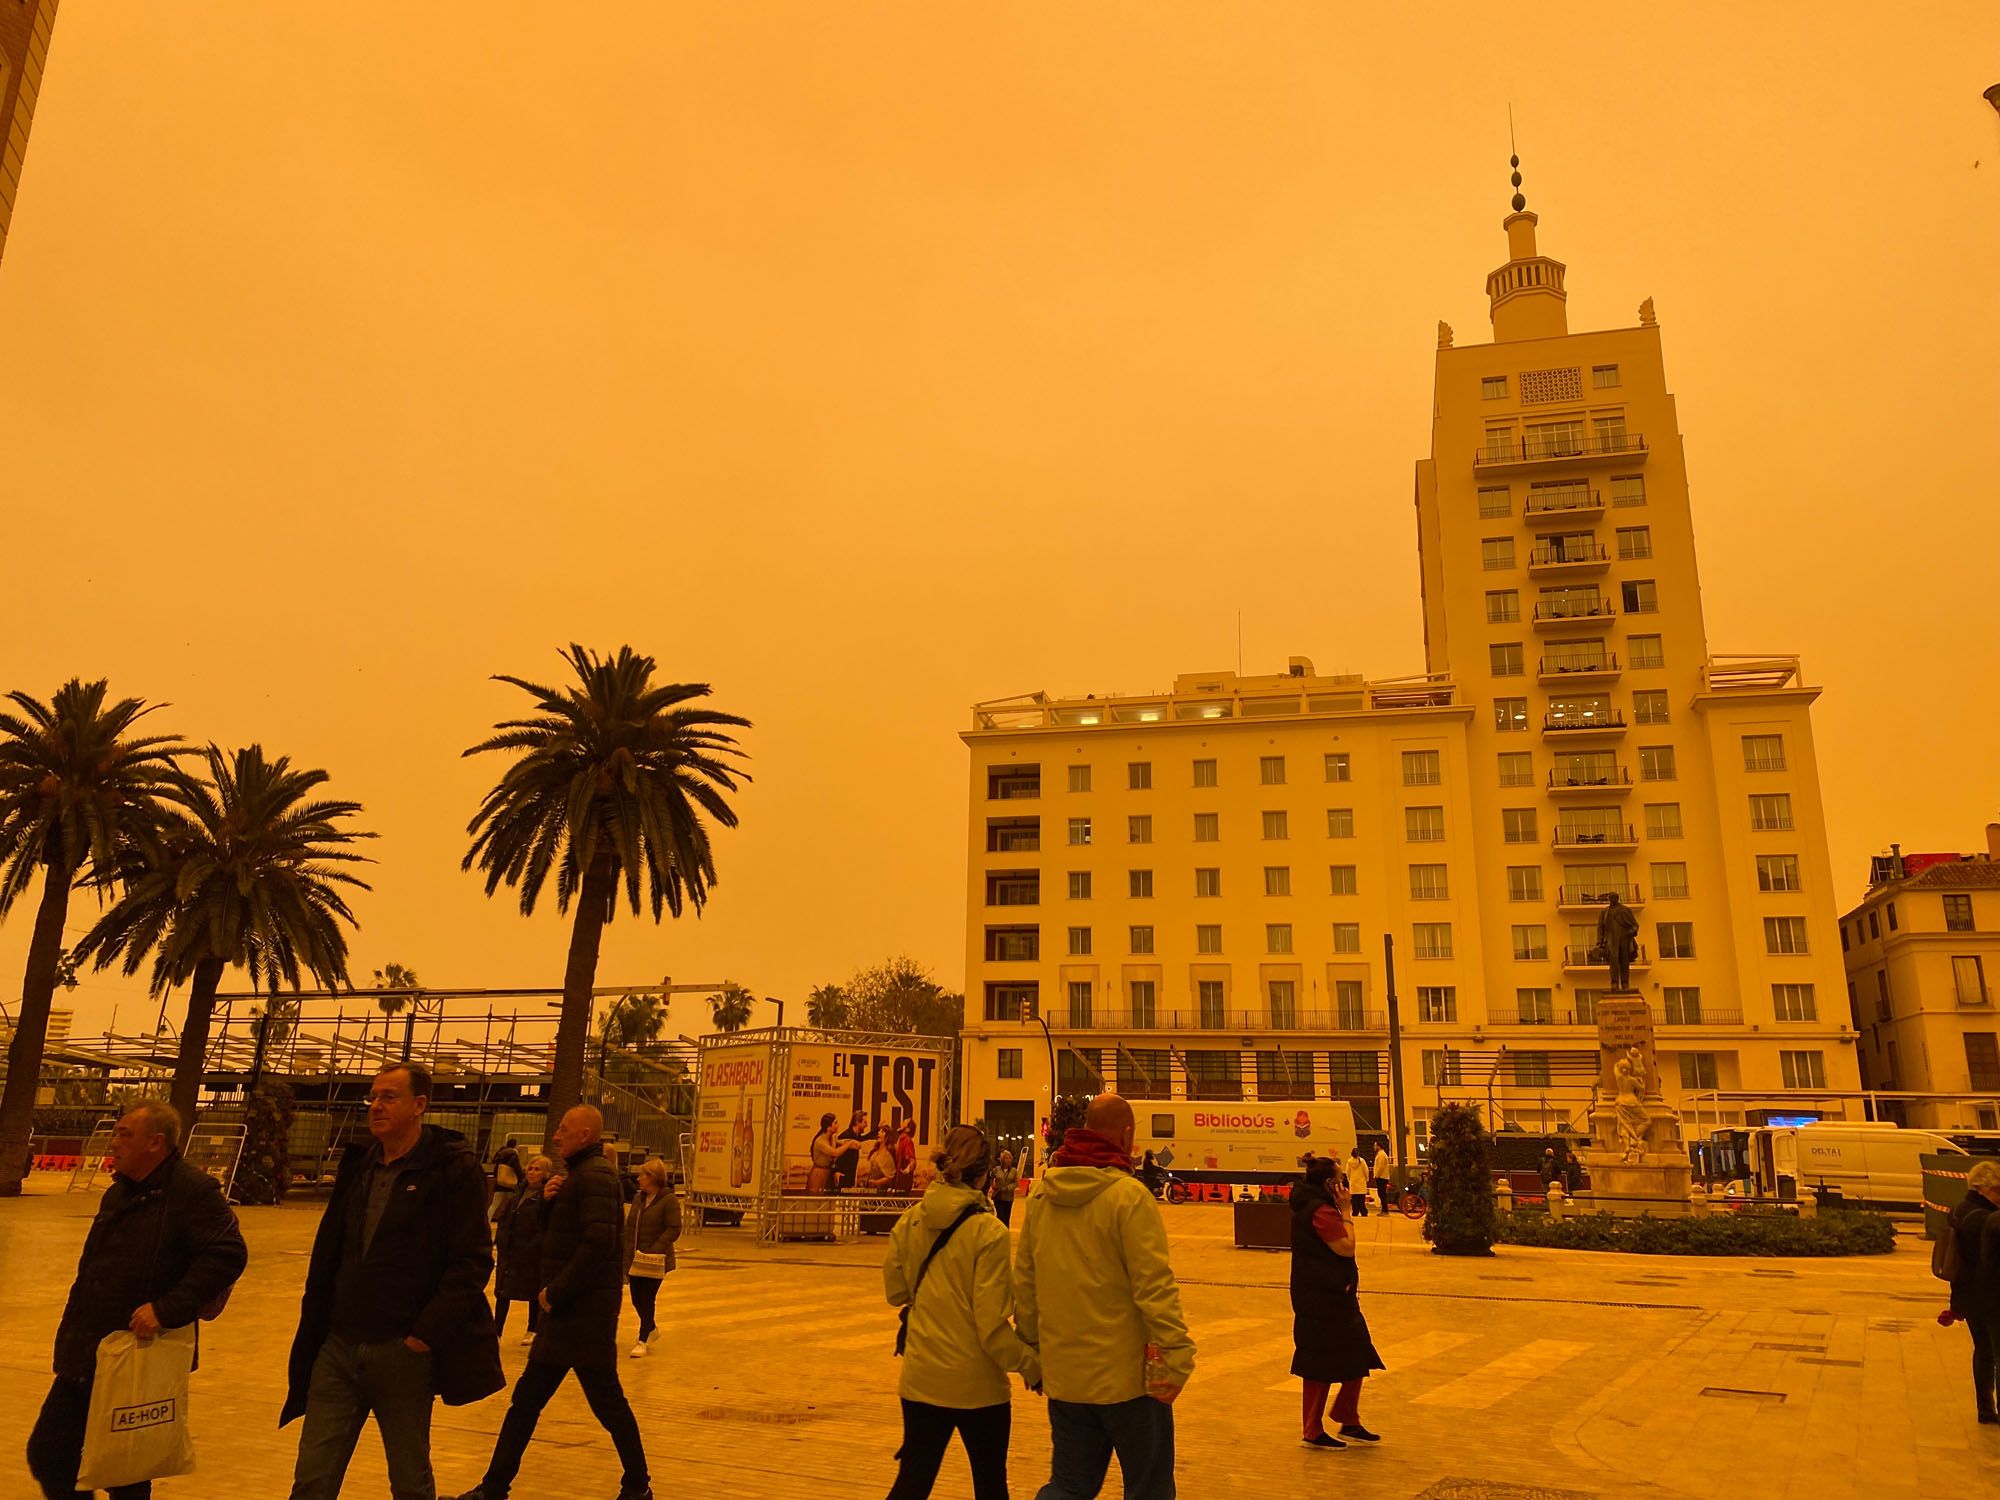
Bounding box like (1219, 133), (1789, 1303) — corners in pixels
(1497, 1208), (1896, 1257)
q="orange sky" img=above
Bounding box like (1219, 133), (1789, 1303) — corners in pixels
(6, 4), (1998, 1040)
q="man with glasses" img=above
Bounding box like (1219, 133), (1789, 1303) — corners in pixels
(283, 1063), (503, 1499)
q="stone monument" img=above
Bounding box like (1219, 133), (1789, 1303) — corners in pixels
(1578, 994), (1692, 1216)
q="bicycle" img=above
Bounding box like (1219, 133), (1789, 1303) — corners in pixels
(1397, 1180), (1430, 1220)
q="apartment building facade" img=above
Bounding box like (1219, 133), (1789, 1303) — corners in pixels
(959, 188), (1860, 1163)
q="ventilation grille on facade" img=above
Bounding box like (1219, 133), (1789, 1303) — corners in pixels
(1520, 367), (1583, 405)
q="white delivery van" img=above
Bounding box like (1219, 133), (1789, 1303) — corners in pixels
(1132, 1100), (1357, 1184)
(1732, 1123), (1966, 1209)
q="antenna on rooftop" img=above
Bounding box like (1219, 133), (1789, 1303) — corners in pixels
(1236, 610), (1243, 675)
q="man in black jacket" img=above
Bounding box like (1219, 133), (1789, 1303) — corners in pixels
(28, 1101), (247, 1500)
(284, 1063), (503, 1499)
(451, 1105), (651, 1500)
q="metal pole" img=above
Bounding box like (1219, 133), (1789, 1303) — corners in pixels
(1383, 933), (1409, 1166)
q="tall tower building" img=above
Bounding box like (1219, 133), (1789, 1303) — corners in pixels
(0, 0), (61, 265)
(1414, 159), (1858, 1111)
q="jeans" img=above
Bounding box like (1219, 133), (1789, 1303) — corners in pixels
(493, 1297), (541, 1338)
(886, 1399), (1010, 1500)
(1037, 1396), (1174, 1500)
(479, 1360), (649, 1498)
(288, 1334), (437, 1500)
(1974, 1318), (1998, 1416)
(629, 1277), (661, 1340)
(27, 1376), (152, 1500)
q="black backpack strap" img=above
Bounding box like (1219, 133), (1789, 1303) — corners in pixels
(895, 1203), (984, 1355)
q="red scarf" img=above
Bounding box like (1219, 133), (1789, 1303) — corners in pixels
(1052, 1128), (1133, 1171)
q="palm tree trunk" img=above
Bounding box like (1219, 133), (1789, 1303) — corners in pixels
(0, 858), (76, 1196)
(169, 955), (228, 1128)
(547, 856), (616, 1132)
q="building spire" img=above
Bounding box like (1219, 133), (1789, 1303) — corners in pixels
(1509, 107), (1527, 213)
(1485, 128), (1567, 342)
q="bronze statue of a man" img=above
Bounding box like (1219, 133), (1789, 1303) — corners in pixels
(1597, 892), (1641, 992)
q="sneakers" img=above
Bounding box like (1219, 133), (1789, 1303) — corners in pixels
(1302, 1432), (1347, 1449)
(628, 1339), (649, 1358)
(1339, 1423), (1382, 1443)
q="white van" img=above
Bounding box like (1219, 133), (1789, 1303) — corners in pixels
(1732, 1123), (1966, 1210)
(1133, 1100), (1357, 1184)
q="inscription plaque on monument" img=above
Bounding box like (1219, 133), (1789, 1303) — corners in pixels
(1593, 995), (1655, 1097)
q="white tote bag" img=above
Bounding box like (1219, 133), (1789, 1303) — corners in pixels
(77, 1325), (197, 1491)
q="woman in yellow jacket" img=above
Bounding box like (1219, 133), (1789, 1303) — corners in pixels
(882, 1124), (1040, 1500)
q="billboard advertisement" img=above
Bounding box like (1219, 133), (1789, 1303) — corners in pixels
(691, 1043), (770, 1197)
(779, 1043), (945, 1192)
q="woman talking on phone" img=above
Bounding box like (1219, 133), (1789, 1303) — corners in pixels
(1289, 1155), (1384, 1449)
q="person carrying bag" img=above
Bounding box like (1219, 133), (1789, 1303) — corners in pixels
(622, 1158), (681, 1358)
(77, 1326), (199, 1491)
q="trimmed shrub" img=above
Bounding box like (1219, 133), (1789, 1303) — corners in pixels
(1045, 1094), (1091, 1157)
(1423, 1102), (1497, 1255)
(1498, 1208), (1896, 1257)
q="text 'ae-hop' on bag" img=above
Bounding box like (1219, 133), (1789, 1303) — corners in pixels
(77, 1325), (198, 1491)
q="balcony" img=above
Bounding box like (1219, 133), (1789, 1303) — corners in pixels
(1474, 431), (1649, 475)
(1656, 1006), (1744, 1027)
(1541, 710), (1626, 741)
(1562, 943), (1652, 975)
(1546, 767), (1632, 798)
(1528, 542), (1611, 577)
(1553, 824), (1639, 854)
(1523, 487), (1606, 521)
(1487, 1011), (1592, 1028)
(1538, 653), (1621, 686)
(1557, 884), (1645, 913)
(1532, 600), (1617, 633)
(1042, 1009), (1387, 1033)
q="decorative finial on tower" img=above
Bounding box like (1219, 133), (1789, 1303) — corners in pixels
(1639, 297), (1657, 327)
(1508, 106), (1526, 213)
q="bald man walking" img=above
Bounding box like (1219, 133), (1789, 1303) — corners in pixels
(451, 1106), (651, 1500)
(1017, 1094), (1195, 1500)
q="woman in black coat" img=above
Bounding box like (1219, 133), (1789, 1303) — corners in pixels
(1947, 1158), (2000, 1422)
(494, 1154), (552, 1342)
(1290, 1155), (1384, 1449)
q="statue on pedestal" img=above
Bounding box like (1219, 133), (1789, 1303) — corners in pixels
(1612, 1045), (1650, 1162)
(1596, 892), (1640, 992)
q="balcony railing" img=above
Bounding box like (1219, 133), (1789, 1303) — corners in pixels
(1658, 1007), (1743, 1026)
(1563, 943), (1651, 969)
(1532, 601), (1616, 629)
(1529, 542), (1610, 571)
(1476, 432), (1649, 470)
(1539, 654), (1620, 680)
(1042, 1008), (1387, 1032)
(988, 783), (1041, 801)
(1557, 885), (1645, 909)
(1553, 824), (1638, 849)
(1543, 711), (1627, 735)
(1486, 1002), (1741, 1027)
(1547, 767), (1631, 791)
(1523, 488), (1605, 517)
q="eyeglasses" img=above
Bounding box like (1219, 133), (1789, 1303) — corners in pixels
(367, 1092), (408, 1106)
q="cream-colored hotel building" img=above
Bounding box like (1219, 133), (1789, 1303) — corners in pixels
(957, 190), (1860, 1163)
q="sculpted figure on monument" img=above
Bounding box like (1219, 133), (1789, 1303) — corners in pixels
(1596, 892), (1641, 992)
(1613, 1045), (1649, 1162)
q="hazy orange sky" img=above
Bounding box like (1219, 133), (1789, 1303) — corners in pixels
(6, 4), (1998, 1041)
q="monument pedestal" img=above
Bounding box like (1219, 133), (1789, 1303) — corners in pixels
(1580, 993), (1692, 1218)
(1578, 1151), (1693, 1217)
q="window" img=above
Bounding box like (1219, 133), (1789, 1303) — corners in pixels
(1611, 475), (1646, 508)
(1195, 868), (1221, 898)
(1068, 871), (1092, 900)
(1268, 980), (1300, 1031)
(1841, 924), (1850, 952)
(1193, 758), (1217, 788)
(1130, 983), (1158, 1029)
(1615, 525), (1652, 560)
(1661, 986), (1702, 1023)
(1196, 924), (1223, 955)
(1633, 690), (1670, 725)
(1680, 1053), (1719, 1089)
(1482, 375), (1507, 400)
(1513, 988), (1553, 1024)
(1644, 803), (1683, 840)
(1780, 1051), (1826, 1089)
(1262, 810), (1290, 841)
(1486, 589), (1521, 623)
(1507, 865), (1544, 902)
(1756, 855), (1801, 893)
(1887, 902), (1898, 932)
(1749, 794), (1794, 831)
(1946, 894), (1976, 932)
(1196, 979), (1226, 1027)
(986, 983), (1037, 1021)
(1482, 537), (1516, 572)
(1127, 761), (1152, 791)
(1067, 981), (1093, 1028)
(1324, 753), (1351, 783)
(1621, 579), (1658, 614)
(1955, 956), (1990, 1006)
(1329, 865), (1358, 895)
(1502, 808), (1539, 845)
(1652, 862), (1690, 900)
(1068, 926), (1092, 956)
(1868, 911), (1879, 940)
(1422, 1049), (1462, 1086)
(1512, 926), (1548, 961)
(1266, 923), (1293, 955)
(1478, 485), (1511, 516)
(1128, 815), (1153, 844)
(1186, 1049), (1241, 1100)
(1494, 697), (1529, 733)
(1764, 916), (1810, 955)
(1403, 749), (1442, 786)
(1772, 983), (1817, 1022)
(1484, 425), (1514, 460)
(1406, 806), (1445, 842)
(1657, 922), (1695, 959)
(1332, 922), (1361, 954)
(1967, 1034), (2000, 1090)
(1488, 642), (1525, 677)
(1413, 923), (1453, 959)
(1527, 418), (1585, 458)
(1128, 869), (1153, 899)
(1259, 755), (1286, 786)
(1498, 752), (1534, 787)
(1512, 1052), (1551, 1087)
(986, 928), (1039, 962)
(1416, 986), (1457, 1023)
(1194, 812), (1219, 842)
(1875, 969), (1891, 1019)
(1263, 865), (1292, 897)
(1639, 745), (1677, 782)
(1629, 635), (1665, 670)
(1068, 817), (1092, 846)
(1410, 863), (1450, 900)
(1128, 925), (1154, 955)
(997, 1049), (1023, 1080)
(1068, 765), (1091, 793)
(1742, 734), (1786, 772)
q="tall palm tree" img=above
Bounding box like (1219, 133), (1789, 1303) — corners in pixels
(463, 645), (749, 1123)
(75, 745), (373, 1125)
(0, 680), (187, 1196)
(709, 984), (755, 1033)
(806, 983), (849, 1030)
(372, 962), (423, 1059)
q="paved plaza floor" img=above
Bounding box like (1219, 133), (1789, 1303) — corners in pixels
(0, 1178), (1990, 1500)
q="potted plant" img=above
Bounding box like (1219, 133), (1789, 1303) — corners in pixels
(1423, 1103), (1498, 1256)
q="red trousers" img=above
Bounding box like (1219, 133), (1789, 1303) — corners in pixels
(1303, 1378), (1362, 1436)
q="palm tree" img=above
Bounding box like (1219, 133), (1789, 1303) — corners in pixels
(372, 962), (423, 1059)
(463, 645), (749, 1123)
(709, 984), (755, 1033)
(806, 983), (849, 1030)
(75, 745), (373, 1125)
(0, 680), (187, 1196)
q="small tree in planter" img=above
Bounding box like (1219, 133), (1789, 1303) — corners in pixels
(1045, 1093), (1091, 1158)
(235, 1080), (294, 1206)
(1423, 1102), (1497, 1256)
